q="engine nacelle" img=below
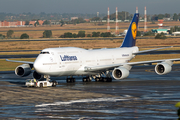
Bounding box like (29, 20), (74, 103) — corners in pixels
(155, 62), (172, 75)
(112, 67), (130, 80)
(15, 64), (31, 77)
(33, 71), (43, 80)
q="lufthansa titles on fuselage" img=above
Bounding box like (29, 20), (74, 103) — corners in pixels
(60, 55), (78, 61)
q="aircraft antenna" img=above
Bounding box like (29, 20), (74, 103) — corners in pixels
(107, 7), (110, 32)
(116, 7), (119, 35)
(144, 6), (147, 32)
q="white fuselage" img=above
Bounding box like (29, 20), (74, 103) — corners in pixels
(33, 46), (139, 76)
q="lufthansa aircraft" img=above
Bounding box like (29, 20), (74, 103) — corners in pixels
(6, 13), (180, 83)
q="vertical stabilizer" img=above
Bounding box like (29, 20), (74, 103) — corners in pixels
(121, 13), (139, 47)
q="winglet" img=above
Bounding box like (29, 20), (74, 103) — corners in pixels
(121, 13), (139, 48)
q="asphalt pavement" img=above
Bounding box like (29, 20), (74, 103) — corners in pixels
(0, 65), (180, 120)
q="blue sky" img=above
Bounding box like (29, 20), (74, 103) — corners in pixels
(0, 0), (180, 14)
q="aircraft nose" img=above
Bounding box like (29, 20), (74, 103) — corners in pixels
(34, 58), (42, 73)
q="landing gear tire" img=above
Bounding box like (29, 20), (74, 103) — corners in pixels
(40, 83), (43, 88)
(52, 81), (57, 87)
(103, 78), (107, 82)
(83, 77), (91, 82)
(96, 77), (112, 82)
(83, 78), (87, 82)
(100, 77), (104, 82)
(95, 77), (100, 82)
(66, 78), (75, 83)
(107, 78), (112, 82)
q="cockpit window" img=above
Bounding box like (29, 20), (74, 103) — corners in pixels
(40, 51), (50, 54)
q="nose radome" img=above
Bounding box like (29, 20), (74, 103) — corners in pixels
(33, 59), (42, 73)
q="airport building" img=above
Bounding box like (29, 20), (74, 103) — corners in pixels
(0, 20), (44, 27)
(0, 20), (25, 27)
(151, 29), (169, 34)
(172, 32), (180, 36)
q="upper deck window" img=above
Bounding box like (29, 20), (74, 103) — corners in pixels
(40, 51), (50, 54)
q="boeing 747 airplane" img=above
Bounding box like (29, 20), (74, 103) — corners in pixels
(6, 13), (180, 83)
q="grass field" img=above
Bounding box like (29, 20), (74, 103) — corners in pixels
(0, 21), (180, 39)
(0, 38), (180, 51)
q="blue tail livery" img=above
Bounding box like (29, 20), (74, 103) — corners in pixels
(121, 13), (139, 47)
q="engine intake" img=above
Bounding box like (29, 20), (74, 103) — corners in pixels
(33, 71), (43, 80)
(112, 67), (129, 80)
(155, 62), (172, 75)
(15, 64), (31, 77)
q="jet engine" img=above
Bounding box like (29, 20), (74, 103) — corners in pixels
(112, 67), (130, 80)
(155, 62), (172, 75)
(33, 71), (43, 80)
(15, 64), (31, 77)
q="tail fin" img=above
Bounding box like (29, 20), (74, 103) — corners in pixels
(121, 13), (139, 47)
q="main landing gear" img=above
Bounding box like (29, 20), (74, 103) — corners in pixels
(66, 77), (75, 83)
(66, 77), (112, 83)
(94, 71), (112, 82)
(66, 72), (113, 83)
(95, 77), (112, 82)
(82, 77), (91, 82)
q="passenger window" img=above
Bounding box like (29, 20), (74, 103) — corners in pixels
(40, 51), (50, 54)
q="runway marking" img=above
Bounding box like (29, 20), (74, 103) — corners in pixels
(35, 96), (133, 107)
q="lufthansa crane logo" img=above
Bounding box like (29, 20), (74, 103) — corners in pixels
(131, 22), (137, 39)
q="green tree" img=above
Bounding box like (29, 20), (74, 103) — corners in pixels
(60, 20), (64, 26)
(164, 13), (170, 18)
(59, 35), (64, 38)
(64, 32), (72, 38)
(157, 14), (164, 19)
(71, 17), (86, 24)
(34, 20), (39, 27)
(87, 34), (91, 37)
(155, 33), (167, 39)
(0, 34), (5, 39)
(92, 32), (100, 37)
(91, 17), (101, 21)
(143, 31), (155, 36)
(20, 33), (29, 39)
(72, 33), (77, 38)
(169, 26), (180, 34)
(7, 30), (14, 38)
(100, 32), (113, 37)
(43, 20), (50, 25)
(43, 30), (52, 38)
(78, 31), (85, 37)
(173, 13), (179, 21)
(137, 31), (141, 36)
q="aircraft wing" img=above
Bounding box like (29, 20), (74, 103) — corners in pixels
(6, 59), (34, 65)
(84, 58), (180, 72)
(133, 46), (173, 55)
(127, 58), (180, 66)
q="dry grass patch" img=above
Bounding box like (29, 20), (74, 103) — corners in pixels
(1, 38), (180, 51)
(0, 58), (35, 71)
(0, 21), (180, 39)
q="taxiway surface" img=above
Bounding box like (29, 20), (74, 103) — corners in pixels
(0, 66), (180, 120)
